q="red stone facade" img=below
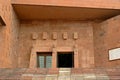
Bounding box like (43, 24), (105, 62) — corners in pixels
(0, 0), (19, 68)
(0, 0), (120, 69)
(0, 0), (120, 75)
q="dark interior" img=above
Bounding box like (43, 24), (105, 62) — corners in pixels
(57, 52), (74, 68)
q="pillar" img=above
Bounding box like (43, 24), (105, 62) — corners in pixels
(29, 47), (37, 68)
(52, 47), (57, 68)
(74, 45), (79, 68)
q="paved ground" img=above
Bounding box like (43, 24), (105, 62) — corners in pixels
(0, 68), (120, 80)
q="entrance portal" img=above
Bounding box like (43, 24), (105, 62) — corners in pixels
(57, 52), (74, 68)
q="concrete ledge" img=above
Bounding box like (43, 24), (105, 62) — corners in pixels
(12, 0), (120, 9)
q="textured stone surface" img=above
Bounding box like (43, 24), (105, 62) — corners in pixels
(46, 75), (58, 80)
(93, 15), (120, 68)
(18, 21), (95, 68)
(0, 0), (120, 74)
(0, 68), (119, 80)
(0, 0), (20, 68)
(71, 75), (84, 80)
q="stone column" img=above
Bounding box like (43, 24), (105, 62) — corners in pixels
(52, 47), (57, 68)
(74, 45), (79, 68)
(29, 47), (37, 68)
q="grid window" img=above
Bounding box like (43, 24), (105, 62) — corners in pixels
(37, 52), (52, 68)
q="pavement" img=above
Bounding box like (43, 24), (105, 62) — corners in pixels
(0, 68), (120, 80)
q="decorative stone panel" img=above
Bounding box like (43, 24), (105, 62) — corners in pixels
(32, 32), (38, 40)
(63, 32), (68, 40)
(52, 32), (57, 40)
(73, 32), (78, 40)
(42, 32), (47, 40)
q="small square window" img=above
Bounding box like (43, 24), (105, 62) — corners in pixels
(37, 52), (52, 68)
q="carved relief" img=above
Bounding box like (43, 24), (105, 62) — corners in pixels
(63, 32), (68, 40)
(42, 32), (47, 40)
(32, 32), (38, 40)
(73, 32), (78, 40)
(31, 32), (79, 40)
(52, 32), (57, 40)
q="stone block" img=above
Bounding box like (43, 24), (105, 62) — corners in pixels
(42, 32), (48, 40)
(32, 75), (46, 80)
(73, 32), (78, 40)
(58, 76), (70, 80)
(47, 68), (59, 74)
(21, 74), (33, 80)
(52, 32), (57, 40)
(96, 75), (109, 80)
(46, 75), (58, 80)
(109, 76), (120, 80)
(35, 68), (47, 75)
(83, 74), (96, 80)
(32, 32), (38, 40)
(63, 32), (68, 40)
(59, 68), (71, 76)
(71, 75), (84, 80)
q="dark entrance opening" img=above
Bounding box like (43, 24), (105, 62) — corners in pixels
(57, 52), (74, 68)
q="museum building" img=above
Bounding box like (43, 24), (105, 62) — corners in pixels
(0, 0), (120, 79)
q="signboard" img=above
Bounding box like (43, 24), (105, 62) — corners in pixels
(109, 48), (120, 60)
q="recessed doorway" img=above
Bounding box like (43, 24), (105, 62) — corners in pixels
(57, 52), (74, 68)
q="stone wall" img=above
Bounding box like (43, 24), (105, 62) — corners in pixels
(94, 15), (120, 68)
(0, 0), (19, 68)
(18, 21), (94, 68)
(0, 0), (120, 68)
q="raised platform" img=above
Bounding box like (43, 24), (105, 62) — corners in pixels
(0, 68), (120, 80)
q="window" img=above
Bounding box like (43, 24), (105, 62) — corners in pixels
(37, 52), (52, 68)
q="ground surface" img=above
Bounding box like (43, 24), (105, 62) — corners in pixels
(0, 68), (120, 80)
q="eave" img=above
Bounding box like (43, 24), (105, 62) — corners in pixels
(12, 0), (120, 21)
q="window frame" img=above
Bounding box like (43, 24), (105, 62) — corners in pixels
(37, 52), (52, 68)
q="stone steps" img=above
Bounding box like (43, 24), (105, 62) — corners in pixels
(58, 68), (71, 80)
(0, 68), (120, 80)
